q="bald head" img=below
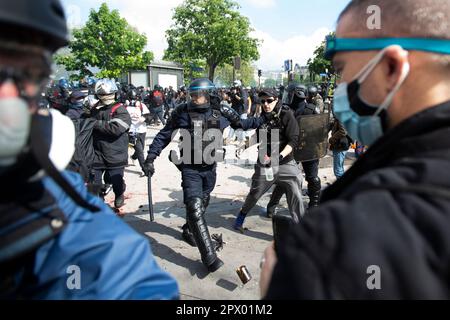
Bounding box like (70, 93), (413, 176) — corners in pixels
(337, 0), (450, 69)
(338, 0), (450, 38)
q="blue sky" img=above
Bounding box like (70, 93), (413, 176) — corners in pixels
(61, 0), (351, 70)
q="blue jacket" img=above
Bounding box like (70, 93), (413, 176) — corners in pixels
(26, 171), (179, 299)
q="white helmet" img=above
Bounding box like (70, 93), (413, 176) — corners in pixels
(233, 80), (242, 87)
(95, 79), (118, 95)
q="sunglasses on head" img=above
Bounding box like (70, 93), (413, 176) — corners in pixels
(261, 98), (276, 104)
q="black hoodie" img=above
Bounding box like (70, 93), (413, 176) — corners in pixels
(266, 101), (450, 299)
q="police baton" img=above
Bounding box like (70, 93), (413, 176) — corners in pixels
(147, 176), (154, 222)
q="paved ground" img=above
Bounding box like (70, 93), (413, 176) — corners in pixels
(105, 126), (354, 300)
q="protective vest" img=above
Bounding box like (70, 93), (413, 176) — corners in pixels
(185, 109), (222, 166)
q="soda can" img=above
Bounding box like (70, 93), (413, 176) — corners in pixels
(236, 265), (252, 284)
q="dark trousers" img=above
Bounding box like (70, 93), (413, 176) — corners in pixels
(268, 159), (320, 211)
(93, 168), (125, 198)
(302, 160), (319, 182)
(181, 165), (217, 204)
(150, 106), (166, 125)
(131, 132), (146, 170)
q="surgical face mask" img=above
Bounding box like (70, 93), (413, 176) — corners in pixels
(333, 46), (410, 146)
(0, 98), (31, 167)
(0, 96), (99, 212)
(98, 93), (116, 106)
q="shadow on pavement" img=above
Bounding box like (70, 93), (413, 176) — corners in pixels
(126, 217), (210, 279)
(216, 279), (239, 292)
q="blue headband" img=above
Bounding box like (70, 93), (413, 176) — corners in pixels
(325, 36), (450, 60)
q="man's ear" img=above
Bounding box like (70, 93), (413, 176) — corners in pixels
(383, 46), (410, 91)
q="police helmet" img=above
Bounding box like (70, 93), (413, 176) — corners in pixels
(95, 79), (118, 95)
(129, 89), (137, 100)
(283, 83), (306, 105)
(187, 78), (217, 105)
(0, 0), (68, 52)
(58, 78), (70, 89)
(308, 86), (318, 97)
(86, 77), (96, 87)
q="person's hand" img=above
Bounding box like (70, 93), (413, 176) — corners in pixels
(143, 159), (155, 177)
(259, 242), (278, 298)
(263, 154), (271, 166)
(220, 104), (241, 127)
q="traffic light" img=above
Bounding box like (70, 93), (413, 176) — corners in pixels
(258, 69), (262, 77)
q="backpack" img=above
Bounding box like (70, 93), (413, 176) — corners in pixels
(152, 91), (164, 107)
(109, 103), (123, 117)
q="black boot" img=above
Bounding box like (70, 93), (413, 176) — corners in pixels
(114, 194), (125, 208)
(203, 195), (211, 210)
(307, 177), (321, 208)
(181, 223), (196, 247)
(186, 198), (223, 272)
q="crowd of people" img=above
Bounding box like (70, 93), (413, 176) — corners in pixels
(2, 0), (450, 300)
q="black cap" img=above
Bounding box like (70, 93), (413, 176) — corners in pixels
(258, 88), (278, 98)
(0, 0), (68, 52)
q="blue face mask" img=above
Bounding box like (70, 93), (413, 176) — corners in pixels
(333, 46), (410, 146)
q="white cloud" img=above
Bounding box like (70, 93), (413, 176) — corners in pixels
(244, 0), (276, 8)
(252, 27), (331, 70)
(111, 0), (184, 60)
(63, 0), (330, 72)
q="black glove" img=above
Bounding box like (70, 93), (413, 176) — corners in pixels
(143, 159), (155, 177)
(220, 104), (241, 127)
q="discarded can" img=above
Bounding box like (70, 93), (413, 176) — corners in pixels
(236, 265), (252, 284)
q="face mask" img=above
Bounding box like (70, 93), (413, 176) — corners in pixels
(98, 94), (116, 106)
(0, 98), (31, 167)
(0, 100), (99, 212)
(333, 46), (410, 146)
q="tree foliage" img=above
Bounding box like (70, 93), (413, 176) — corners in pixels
(214, 61), (256, 87)
(55, 3), (153, 79)
(164, 0), (260, 81)
(306, 32), (335, 77)
(264, 78), (277, 88)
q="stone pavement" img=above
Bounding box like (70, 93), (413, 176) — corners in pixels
(105, 126), (354, 300)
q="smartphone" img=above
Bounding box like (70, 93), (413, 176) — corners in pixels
(272, 214), (293, 253)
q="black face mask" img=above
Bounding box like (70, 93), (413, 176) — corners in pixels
(188, 101), (210, 112)
(347, 80), (389, 130)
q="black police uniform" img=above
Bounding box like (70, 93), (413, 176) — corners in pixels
(146, 101), (240, 272)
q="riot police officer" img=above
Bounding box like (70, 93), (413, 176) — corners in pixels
(265, 83), (323, 214)
(307, 85), (324, 114)
(143, 78), (241, 273)
(48, 78), (71, 114)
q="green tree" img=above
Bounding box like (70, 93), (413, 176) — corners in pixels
(164, 0), (260, 81)
(306, 32), (335, 78)
(214, 61), (256, 87)
(55, 3), (153, 79)
(264, 78), (277, 88)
